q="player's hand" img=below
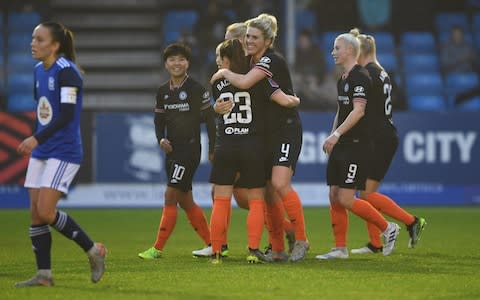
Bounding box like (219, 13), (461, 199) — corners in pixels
(213, 97), (234, 114)
(208, 152), (214, 162)
(17, 136), (38, 155)
(322, 134), (339, 155)
(210, 68), (226, 84)
(159, 138), (173, 153)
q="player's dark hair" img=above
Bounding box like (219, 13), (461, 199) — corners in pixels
(41, 21), (77, 63)
(163, 43), (191, 62)
(219, 39), (249, 74)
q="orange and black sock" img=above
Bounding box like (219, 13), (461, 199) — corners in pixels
(247, 199), (265, 250)
(210, 197), (230, 253)
(282, 189), (307, 241)
(366, 221), (383, 248)
(330, 201), (348, 248)
(350, 198), (388, 232)
(366, 192), (415, 225)
(185, 203), (210, 246)
(154, 204), (178, 250)
(266, 200), (286, 252)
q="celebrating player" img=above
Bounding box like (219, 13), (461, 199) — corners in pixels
(208, 38), (300, 263)
(315, 30), (400, 260)
(211, 13), (309, 262)
(137, 43), (215, 260)
(348, 29), (426, 255)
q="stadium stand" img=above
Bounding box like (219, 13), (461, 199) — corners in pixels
(400, 31), (437, 54)
(407, 95), (447, 111)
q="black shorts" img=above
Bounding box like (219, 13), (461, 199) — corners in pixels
(165, 146), (200, 192)
(368, 135), (399, 181)
(265, 122), (302, 179)
(326, 141), (370, 190)
(210, 139), (265, 188)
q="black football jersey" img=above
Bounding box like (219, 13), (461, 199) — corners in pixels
(364, 62), (397, 139)
(154, 76), (211, 146)
(212, 77), (277, 145)
(336, 64), (372, 141)
(254, 48), (301, 132)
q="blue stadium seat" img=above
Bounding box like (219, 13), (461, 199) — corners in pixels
(162, 10), (198, 46)
(7, 92), (36, 112)
(296, 9), (316, 34)
(7, 73), (33, 94)
(408, 95), (447, 111)
(445, 72), (479, 106)
(473, 13), (480, 31)
(438, 31), (474, 44)
(376, 52), (398, 73)
(7, 53), (37, 73)
(435, 12), (469, 33)
(163, 30), (182, 44)
(401, 32), (436, 54)
(8, 33), (33, 53)
(320, 31), (341, 53)
(456, 96), (480, 111)
(405, 73), (443, 97)
(474, 32), (480, 51)
(368, 32), (395, 53)
(8, 12), (41, 33)
(402, 53), (440, 73)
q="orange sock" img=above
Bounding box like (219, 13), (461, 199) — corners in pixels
(281, 189), (307, 241)
(154, 204), (177, 250)
(282, 218), (294, 234)
(350, 198), (388, 232)
(247, 199), (265, 250)
(265, 201), (285, 252)
(366, 192), (415, 225)
(366, 221), (382, 248)
(210, 197), (230, 253)
(225, 204), (232, 246)
(330, 201), (348, 247)
(185, 204), (210, 246)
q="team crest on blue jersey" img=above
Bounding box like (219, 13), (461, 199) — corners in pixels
(37, 96), (52, 125)
(344, 83), (349, 92)
(179, 91), (187, 100)
(48, 77), (55, 91)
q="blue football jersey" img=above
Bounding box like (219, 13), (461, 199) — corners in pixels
(32, 57), (83, 163)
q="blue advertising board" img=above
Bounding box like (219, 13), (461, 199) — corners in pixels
(91, 111), (479, 206)
(4, 111), (477, 208)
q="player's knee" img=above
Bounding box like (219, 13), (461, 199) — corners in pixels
(37, 208), (56, 224)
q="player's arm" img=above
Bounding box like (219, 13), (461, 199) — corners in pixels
(270, 89), (300, 108)
(199, 91), (216, 157)
(153, 91), (172, 153)
(323, 99), (366, 155)
(335, 98), (366, 136)
(18, 68), (80, 155)
(211, 67), (266, 89)
(34, 90), (76, 145)
(200, 105), (216, 157)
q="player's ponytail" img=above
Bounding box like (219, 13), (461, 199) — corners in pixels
(220, 39), (249, 74)
(41, 22), (78, 64)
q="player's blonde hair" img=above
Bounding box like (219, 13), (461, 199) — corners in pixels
(225, 22), (247, 40)
(350, 28), (383, 69)
(336, 29), (361, 59)
(246, 13), (278, 47)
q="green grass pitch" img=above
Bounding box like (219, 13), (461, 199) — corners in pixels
(1, 206), (480, 299)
